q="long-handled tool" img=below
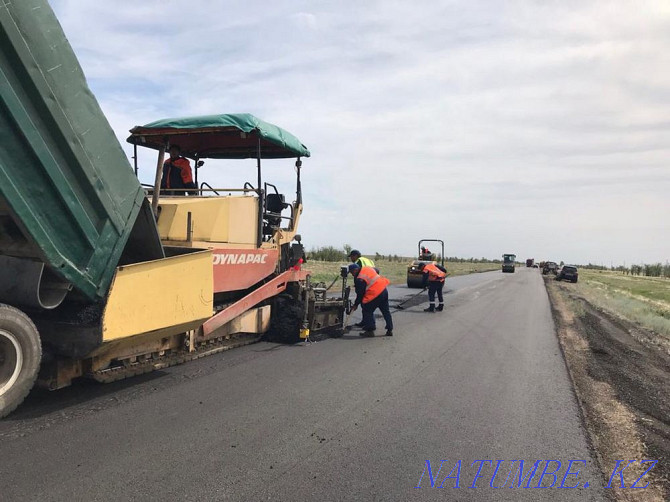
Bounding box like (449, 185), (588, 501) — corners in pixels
(395, 288), (427, 310)
(395, 273), (451, 310)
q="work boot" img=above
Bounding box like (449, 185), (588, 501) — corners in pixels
(360, 329), (375, 337)
(436, 304), (444, 312)
(354, 321), (365, 327)
(385, 329), (393, 336)
(424, 304), (435, 313)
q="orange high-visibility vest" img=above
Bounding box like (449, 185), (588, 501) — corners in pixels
(357, 266), (390, 303)
(163, 157), (194, 187)
(424, 263), (446, 282)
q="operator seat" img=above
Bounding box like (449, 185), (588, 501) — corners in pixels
(263, 193), (289, 235)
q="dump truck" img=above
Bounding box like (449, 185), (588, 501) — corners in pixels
(0, 1), (347, 418)
(407, 239), (445, 288)
(502, 254), (516, 273)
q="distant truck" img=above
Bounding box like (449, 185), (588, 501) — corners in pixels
(526, 258), (534, 267)
(502, 254), (516, 273)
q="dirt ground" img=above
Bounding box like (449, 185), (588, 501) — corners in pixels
(545, 277), (670, 501)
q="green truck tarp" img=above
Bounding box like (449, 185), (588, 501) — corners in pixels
(128, 113), (311, 159)
(0, 0), (156, 300)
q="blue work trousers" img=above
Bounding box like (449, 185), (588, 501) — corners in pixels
(361, 289), (393, 330)
(428, 281), (444, 304)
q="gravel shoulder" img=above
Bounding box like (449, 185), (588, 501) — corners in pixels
(545, 277), (670, 501)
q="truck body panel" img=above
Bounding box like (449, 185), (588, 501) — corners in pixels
(0, 0), (162, 301)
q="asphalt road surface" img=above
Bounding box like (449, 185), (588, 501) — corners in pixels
(0, 269), (606, 501)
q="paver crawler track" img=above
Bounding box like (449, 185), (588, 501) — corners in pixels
(91, 333), (261, 383)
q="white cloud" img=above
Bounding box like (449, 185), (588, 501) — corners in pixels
(49, 0), (670, 264)
(291, 12), (318, 31)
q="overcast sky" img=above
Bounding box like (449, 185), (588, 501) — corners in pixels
(50, 0), (669, 265)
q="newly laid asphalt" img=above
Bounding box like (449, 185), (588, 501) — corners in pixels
(0, 268), (606, 501)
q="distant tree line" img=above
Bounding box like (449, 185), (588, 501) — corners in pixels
(375, 253), (407, 263)
(306, 246), (670, 278)
(445, 256), (502, 264)
(579, 262), (670, 278)
(307, 246), (348, 262)
(306, 245), (500, 264)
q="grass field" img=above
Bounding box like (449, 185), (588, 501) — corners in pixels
(570, 269), (670, 337)
(304, 258), (500, 285)
(580, 269), (670, 304)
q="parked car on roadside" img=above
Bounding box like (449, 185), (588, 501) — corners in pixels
(542, 262), (558, 275)
(556, 265), (579, 283)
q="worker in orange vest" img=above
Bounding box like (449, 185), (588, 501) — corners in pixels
(161, 144), (197, 196)
(348, 264), (393, 337)
(419, 262), (447, 312)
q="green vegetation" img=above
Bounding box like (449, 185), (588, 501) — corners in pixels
(304, 257), (500, 285)
(307, 245), (418, 264)
(307, 245), (349, 262)
(579, 262), (670, 278)
(573, 269), (670, 336)
(580, 269), (670, 304)
(305, 245), (500, 284)
(308, 245), (504, 265)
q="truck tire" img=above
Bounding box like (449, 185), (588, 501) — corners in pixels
(266, 294), (304, 344)
(0, 304), (41, 418)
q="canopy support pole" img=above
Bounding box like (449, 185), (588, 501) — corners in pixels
(256, 137), (263, 247)
(295, 157), (302, 206)
(194, 154), (200, 190)
(151, 141), (166, 217)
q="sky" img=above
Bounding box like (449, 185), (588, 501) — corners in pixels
(49, 0), (670, 266)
